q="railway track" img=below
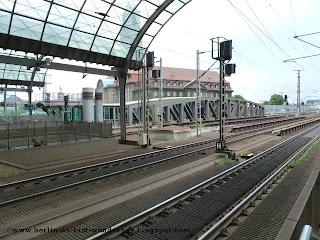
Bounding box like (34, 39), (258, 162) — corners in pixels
(111, 115), (299, 137)
(83, 125), (320, 240)
(0, 127), (270, 206)
(1, 116), (318, 207)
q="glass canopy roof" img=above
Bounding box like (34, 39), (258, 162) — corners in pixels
(0, 0), (191, 69)
(0, 49), (47, 85)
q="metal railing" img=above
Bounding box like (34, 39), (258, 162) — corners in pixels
(299, 225), (320, 240)
(0, 121), (112, 150)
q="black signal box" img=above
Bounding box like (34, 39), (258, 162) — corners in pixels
(225, 64), (236, 76)
(220, 40), (232, 61)
(152, 70), (161, 79)
(146, 52), (154, 68)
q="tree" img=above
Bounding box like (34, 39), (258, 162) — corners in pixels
(262, 101), (270, 105)
(233, 94), (245, 100)
(269, 94), (285, 105)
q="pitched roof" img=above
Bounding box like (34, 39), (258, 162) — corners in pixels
(152, 66), (222, 83)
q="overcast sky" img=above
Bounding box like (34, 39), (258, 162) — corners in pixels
(27, 0), (320, 104)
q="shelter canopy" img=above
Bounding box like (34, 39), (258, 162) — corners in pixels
(0, 49), (46, 87)
(0, 0), (190, 70)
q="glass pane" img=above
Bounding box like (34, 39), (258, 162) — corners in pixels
(15, 0), (50, 21)
(61, 0), (85, 11)
(156, 10), (172, 24)
(69, 30), (94, 50)
(136, 1), (157, 19)
(0, 0), (14, 10)
(111, 41), (130, 58)
(83, 0), (111, 15)
(91, 36), (113, 54)
(166, 0), (184, 13)
(75, 13), (99, 34)
(11, 15), (43, 40)
(48, 5), (78, 28)
(118, 27), (138, 45)
(107, 5), (124, 26)
(116, 1), (140, 10)
(145, 21), (162, 36)
(0, 11), (11, 33)
(42, 23), (71, 45)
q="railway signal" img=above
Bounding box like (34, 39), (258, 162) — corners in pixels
(211, 37), (236, 158)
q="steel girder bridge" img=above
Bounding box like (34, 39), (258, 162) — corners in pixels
(126, 97), (265, 125)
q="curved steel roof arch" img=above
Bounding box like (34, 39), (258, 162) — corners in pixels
(0, 0), (191, 70)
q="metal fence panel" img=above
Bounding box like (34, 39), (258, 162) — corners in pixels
(0, 122), (112, 150)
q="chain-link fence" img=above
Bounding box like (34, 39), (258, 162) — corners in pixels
(0, 121), (112, 150)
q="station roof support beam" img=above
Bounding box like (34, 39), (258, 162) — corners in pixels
(0, 55), (120, 77)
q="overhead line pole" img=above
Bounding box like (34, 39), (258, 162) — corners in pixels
(295, 70), (302, 117)
(160, 57), (163, 128)
(196, 50), (201, 136)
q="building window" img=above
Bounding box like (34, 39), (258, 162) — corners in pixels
(167, 91), (171, 96)
(188, 92), (191, 97)
(216, 84), (219, 89)
(225, 85), (228, 89)
(179, 92), (183, 97)
(179, 82), (183, 87)
(205, 84), (208, 88)
(211, 93), (214, 97)
(166, 81), (170, 87)
(173, 82), (177, 87)
(154, 91), (158, 97)
(210, 84), (213, 89)
(193, 92), (197, 97)
(153, 81), (157, 87)
(173, 91), (177, 97)
(205, 92), (208, 97)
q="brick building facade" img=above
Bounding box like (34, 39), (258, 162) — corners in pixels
(97, 66), (233, 104)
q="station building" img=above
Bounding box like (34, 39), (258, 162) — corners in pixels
(97, 66), (233, 104)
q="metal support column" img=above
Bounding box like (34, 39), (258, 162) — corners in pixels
(159, 57), (163, 128)
(3, 84), (7, 116)
(142, 67), (150, 145)
(119, 75), (126, 141)
(196, 50), (201, 136)
(219, 60), (226, 150)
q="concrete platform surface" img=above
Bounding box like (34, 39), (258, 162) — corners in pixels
(0, 138), (125, 170)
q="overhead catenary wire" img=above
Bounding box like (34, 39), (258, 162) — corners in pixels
(227, 0), (292, 60)
(289, 0), (296, 35)
(263, 0), (320, 81)
(226, 0), (284, 64)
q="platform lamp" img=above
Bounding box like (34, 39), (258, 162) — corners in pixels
(211, 37), (236, 159)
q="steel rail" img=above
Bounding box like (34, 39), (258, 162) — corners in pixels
(1, 119), (317, 207)
(0, 137), (216, 188)
(198, 132), (320, 240)
(85, 124), (320, 240)
(0, 115), (313, 188)
(0, 127), (269, 206)
(0, 142), (219, 206)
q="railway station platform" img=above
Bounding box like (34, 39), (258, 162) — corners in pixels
(0, 126), (219, 173)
